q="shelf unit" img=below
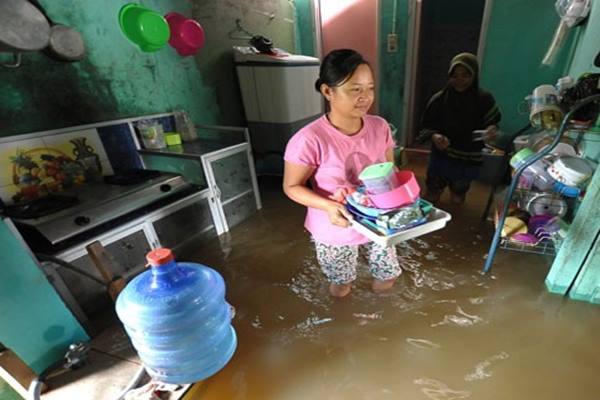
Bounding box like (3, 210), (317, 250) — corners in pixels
(483, 95), (600, 273)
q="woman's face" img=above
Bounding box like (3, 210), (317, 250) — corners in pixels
(323, 64), (375, 118)
(449, 65), (474, 92)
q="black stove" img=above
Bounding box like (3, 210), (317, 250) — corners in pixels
(2, 194), (79, 219)
(103, 169), (162, 185)
(8, 170), (195, 249)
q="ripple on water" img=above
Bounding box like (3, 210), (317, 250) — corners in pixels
(414, 378), (471, 400)
(464, 352), (509, 381)
(406, 338), (442, 349)
(285, 257), (330, 309)
(431, 306), (484, 328)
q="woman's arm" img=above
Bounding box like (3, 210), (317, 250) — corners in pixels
(283, 162), (354, 227)
(386, 147), (394, 163)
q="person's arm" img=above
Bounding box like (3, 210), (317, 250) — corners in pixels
(418, 91), (449, 150)
(481, 91), (502, 142)
(386, 147), (394, 163)
(283, 162), (353, 228)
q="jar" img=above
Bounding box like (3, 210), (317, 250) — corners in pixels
(137, 119), (166, 149)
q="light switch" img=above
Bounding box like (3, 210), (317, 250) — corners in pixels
(387, 33), (398, 53)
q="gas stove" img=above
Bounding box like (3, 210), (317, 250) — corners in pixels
(7, 170), (196, 249)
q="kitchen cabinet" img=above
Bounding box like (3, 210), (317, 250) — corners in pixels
(138, 124), (262, 235)
(47, 189), (216, 330)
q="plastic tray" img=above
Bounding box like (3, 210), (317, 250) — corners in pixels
(351, 207), (452, 247)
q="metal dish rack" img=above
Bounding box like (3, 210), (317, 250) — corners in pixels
(499, 238), (558, 256)
(483, 94), (600, 273)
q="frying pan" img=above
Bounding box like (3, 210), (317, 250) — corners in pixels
(29, 0), (85, 61)
(0, 0), (50, 52)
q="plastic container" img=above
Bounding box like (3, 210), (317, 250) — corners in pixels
(174, 110), (197, 142)
(510, 148), (534, 169)
(137, 120), (166, 149)
(351, 207), (451, 247)
(369, 171), (420, 209)
(115, 248), (237, 384)
(358, 162), (398, 194)
(164, 132), (182, 146)
(547, 156), (593, 187)
(510, 149), (555, 191)
(528, 84), (563, 130)
(528, 161), (555, 191)
(119, 3), (170, 52)
(165, 12), (205, 56)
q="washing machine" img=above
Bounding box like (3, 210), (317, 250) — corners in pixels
(234, 46), (322, 173)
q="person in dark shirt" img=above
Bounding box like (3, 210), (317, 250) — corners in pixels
(419, 52), (501, 204)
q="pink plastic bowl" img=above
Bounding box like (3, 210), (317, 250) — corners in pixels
(369, 171), (420, 209)
(165, 12), (205, 56)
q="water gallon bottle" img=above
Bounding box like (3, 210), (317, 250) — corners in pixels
(115, 248), (237, 384)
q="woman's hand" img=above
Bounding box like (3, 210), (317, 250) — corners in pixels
(328, 187), (355, 204)
(325, 201), (353, 228)
(432, 133), (450, 151)
(483, 125), (498, 142)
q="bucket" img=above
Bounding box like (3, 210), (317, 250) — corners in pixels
(528, 84), (563, 129)
(165, 12), (205, 56)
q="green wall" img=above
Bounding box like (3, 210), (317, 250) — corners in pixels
(294, 0), (316, 56)
(0, 0), (219, 137)
(0, 0), (296, 137)
(568, 0), (600, 77)
(379, 0), (409, 142)
(0, 219), (89, 374)
(479, 0), (577, 136)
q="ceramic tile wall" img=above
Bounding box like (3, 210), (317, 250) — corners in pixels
(0, 129), (113, 204)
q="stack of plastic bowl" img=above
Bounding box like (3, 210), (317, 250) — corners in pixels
(358, 162), (420, 210)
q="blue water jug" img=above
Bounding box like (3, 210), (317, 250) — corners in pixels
(115, 248), (237, 384)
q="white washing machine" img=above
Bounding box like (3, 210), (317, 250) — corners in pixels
(234, 46), (322, 173)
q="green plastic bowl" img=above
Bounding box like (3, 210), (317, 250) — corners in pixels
(510, 147), (534, 169)
(119, 3), (170, 52)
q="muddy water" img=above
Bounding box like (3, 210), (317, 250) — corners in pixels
(188, 176), (600, 400)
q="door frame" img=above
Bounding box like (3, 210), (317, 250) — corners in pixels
(401, 0), (493, 148)
(311, 0), (381, 113)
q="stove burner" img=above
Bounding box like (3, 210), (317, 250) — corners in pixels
(3, 194), (79, 219)
(104, 169), (162, 185)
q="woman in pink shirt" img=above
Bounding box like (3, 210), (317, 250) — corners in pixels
(283, 49), (402, 298)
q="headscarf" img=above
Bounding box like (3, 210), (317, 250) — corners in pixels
(420, 52), (501, 162)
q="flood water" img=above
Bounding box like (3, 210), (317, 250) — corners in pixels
(187, 162), (600, 400)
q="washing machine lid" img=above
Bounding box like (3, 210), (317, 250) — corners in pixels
(233, 46), (319, 66)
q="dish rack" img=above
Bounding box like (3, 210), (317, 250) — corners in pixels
(483, 94), (600, 273)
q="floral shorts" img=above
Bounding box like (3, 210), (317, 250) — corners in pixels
(314, 240), (402, 285)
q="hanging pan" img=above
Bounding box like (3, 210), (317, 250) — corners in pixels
(29, 0), (86, 62)
(0, 0), (50, 53)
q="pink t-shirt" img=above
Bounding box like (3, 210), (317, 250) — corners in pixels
(284, 114), (394, 245)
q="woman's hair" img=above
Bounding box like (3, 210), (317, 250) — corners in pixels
(314, 49), (370, 92)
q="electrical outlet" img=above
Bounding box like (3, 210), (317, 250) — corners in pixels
(387, 33), (398, 53)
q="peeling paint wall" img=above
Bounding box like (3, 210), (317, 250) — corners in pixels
(479, 0), (577, 135)
(0, 0), (295, 137)
(190, 0), (296, 126)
